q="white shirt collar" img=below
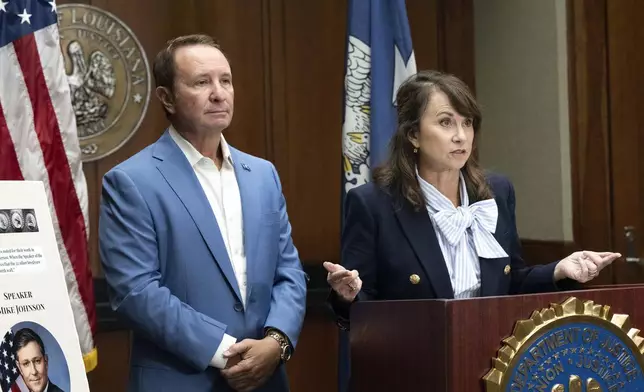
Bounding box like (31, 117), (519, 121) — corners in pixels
(168, 125), (234, 167)
(416, 167), (468, 212)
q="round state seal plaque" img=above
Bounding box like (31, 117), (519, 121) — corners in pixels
(484, 297), (644, 392)
(57, 4), (151, 161)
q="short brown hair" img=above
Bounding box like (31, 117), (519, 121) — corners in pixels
(152, 34), (224, 92)
(373, 70), (493, 210)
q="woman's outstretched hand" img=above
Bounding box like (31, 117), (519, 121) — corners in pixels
(554, 251), (621, 283)
(324, 261), (362, 303)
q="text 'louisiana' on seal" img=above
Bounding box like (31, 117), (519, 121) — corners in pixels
(57, 4), (151, 162)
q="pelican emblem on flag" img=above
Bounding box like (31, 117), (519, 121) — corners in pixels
(342, 35), (371, 192)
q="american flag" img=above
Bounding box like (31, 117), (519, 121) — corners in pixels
(0, 0), (96, 371)
(0, 330), (19, 392)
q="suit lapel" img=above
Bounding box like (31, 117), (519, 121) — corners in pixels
(229, 148), (260, 304)
(394, 200), (454, 299)
(153, 131), (243, 303)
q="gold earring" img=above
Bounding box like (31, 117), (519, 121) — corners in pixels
(413, 147), (418, 154)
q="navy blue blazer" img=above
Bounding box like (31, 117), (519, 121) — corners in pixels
(330, 173), (576, 321)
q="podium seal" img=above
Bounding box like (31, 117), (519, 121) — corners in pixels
(483, 297), (644, 391)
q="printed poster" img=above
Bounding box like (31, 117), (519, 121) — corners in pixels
(0, 181), (89, 392)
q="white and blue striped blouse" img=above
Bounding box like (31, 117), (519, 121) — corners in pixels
(417, 170), (508, 299)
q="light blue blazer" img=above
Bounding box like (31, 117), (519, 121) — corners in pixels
(98, 130), (307, 391)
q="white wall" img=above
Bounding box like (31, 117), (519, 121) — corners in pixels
(474, 0), (573, 241)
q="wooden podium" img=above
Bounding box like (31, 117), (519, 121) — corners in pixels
(348, 285), (644, 391)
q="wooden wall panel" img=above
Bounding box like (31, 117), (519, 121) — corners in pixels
(438, 0), (475, 89)
(566, 0), (614, 286)
(277, 0), (346, 263)
(264, 0), (287, 168)
(85, 331), (131, 391)
(285, 309), (338, 392)
(407, 0), (440, 71)
(606, 0), (644, 283)
(568, 0), (644, 286)
(84, 152), (101, 278)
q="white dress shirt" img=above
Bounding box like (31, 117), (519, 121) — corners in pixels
(169, 126), (245, 369)
(417, 170), (508, 299)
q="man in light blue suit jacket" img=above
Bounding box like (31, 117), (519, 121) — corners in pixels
(98, 34), (307, 391)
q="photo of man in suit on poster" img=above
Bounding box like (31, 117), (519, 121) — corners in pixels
(0, 323), (70, 392)
(13, 328), (64, 392)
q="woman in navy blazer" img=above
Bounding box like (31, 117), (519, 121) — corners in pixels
(325, 70), (620, 325)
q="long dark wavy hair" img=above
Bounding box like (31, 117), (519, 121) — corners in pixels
(372, 70), (493, 210)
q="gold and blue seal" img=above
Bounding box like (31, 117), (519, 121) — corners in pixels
(484, 297), (644, 391)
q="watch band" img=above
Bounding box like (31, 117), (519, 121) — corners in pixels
(266, 329), (292, 362)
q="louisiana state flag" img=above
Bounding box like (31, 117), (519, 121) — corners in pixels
(341, 0), (417, 194)
(339, 2), (417, 390)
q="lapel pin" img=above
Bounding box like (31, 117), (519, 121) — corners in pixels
(241, 163), (251, 171)
(409, 274), (420, 285)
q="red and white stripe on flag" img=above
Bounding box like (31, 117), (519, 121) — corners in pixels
(0, 1), (97, 372)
